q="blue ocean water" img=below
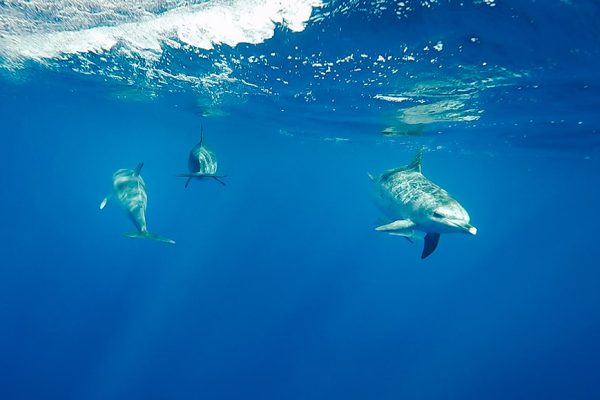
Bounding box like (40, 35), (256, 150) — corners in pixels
(1, 0), (600, 399)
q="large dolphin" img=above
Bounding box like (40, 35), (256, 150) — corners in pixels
(370, 149), (476, 259)
(177, 126), (226, 188)
(100, 162), (175, 244)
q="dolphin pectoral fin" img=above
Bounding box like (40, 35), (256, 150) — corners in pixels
(177, 172), (227, 187)
(388, 229), (425, 243)
(211, 176), (227, 186)
(389, 232), (414, 243)
(422, 233), (440, 259)
(100, 195), (111, 210)
(375, 219), (415, 232)
(177, 173), (226, 187)
(176, 173), (196, 188)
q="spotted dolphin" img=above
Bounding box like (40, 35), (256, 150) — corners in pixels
(100, 162), (175, 244)
(369, 149), (476, 259)
(177, 126), (226, 188)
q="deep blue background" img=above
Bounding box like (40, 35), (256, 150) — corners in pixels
(1, 1), (600, 399)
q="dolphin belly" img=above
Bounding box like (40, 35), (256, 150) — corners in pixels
(113, 173), (148, 233)
(189, 146), (218, 175)
(123, 199), (147, 233)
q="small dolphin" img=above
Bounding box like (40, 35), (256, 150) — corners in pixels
(100, 162), (175, 244)
(177, 126), (226, 188)
(370, 149), (476, 259)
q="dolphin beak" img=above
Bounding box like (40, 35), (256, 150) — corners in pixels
(464, 224), (477, 235)
(447, 220), (478, 235)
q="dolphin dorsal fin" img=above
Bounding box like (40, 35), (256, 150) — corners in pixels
(198, 124), (204, 147)
(406, 148), (423, 173)
(134, 162), (144, 176)
(376, 148), (424, 182)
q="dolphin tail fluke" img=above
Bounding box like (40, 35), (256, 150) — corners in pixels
(421, 233), (440, 259)
(124, 231), (176, 244)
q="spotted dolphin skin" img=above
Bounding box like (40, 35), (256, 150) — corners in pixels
(370, 150), (476, 259)
(100, 162), (175, 244)
(177, 126), (226, 188)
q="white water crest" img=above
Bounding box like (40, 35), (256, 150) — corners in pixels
(0, 0), (322, 63)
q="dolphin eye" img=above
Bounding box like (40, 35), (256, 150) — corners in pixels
(433, 211), (444, 218)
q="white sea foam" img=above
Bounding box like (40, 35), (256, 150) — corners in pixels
(0, 0), (322, 63)
(373, 94), (411, 103)
(399, 100), (481, 125)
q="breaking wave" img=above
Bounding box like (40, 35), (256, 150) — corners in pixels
(0, 0), (321, 62)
